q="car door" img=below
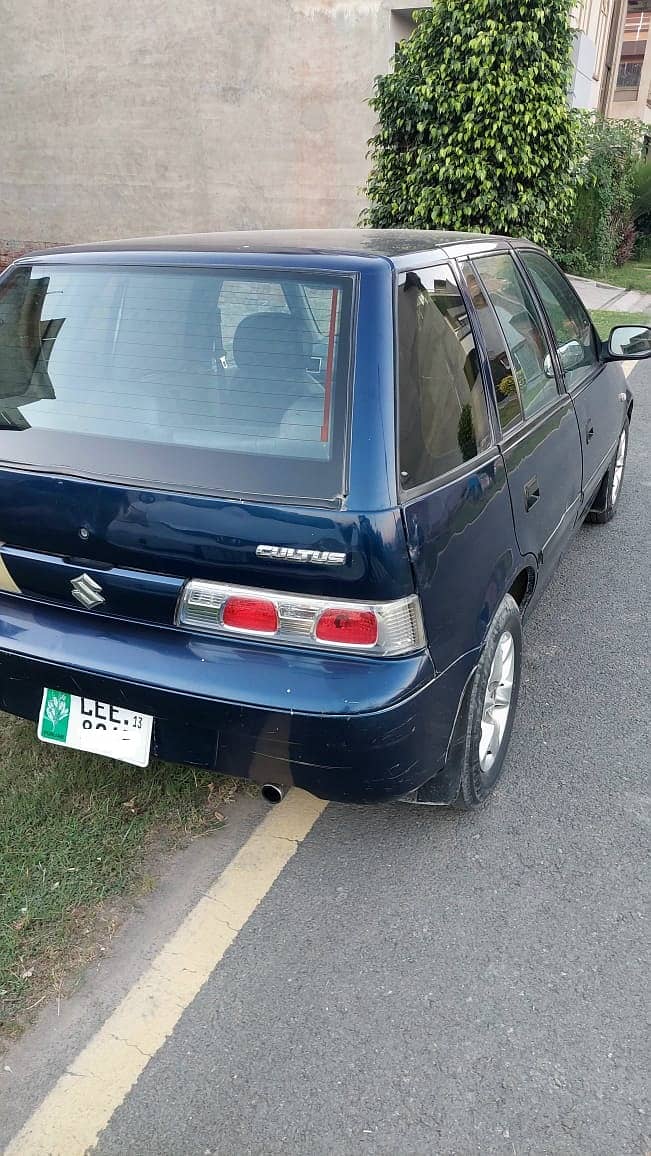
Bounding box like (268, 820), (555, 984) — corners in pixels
(516, 248), (628, 509)
(396, 262), (520, 674)
(460, 252), (583, 573)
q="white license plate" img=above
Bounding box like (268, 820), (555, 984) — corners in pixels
(38, 688), (153, 767)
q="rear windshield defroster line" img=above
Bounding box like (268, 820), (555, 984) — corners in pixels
(0, 264), (356, 504)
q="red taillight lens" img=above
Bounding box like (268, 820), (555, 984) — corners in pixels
(222, 596), (279, 634)
(315, 608), (378, 647)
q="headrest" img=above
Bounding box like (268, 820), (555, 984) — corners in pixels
(232, 312), (311, 375)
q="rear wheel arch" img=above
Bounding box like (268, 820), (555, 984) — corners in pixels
(588, 417), (629, 524)
(415, 589), (524, 806)
(507, 566), (536, 614)
(451, 563), (533, 756)
(454, 592), (523, 808)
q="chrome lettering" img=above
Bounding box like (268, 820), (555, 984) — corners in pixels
(255, 545), (347, 566)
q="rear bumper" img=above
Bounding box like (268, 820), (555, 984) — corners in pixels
(0, 596), (474, 804)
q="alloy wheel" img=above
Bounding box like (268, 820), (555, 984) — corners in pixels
(479, 631), (515, 774)
(611, 427), (627, 506)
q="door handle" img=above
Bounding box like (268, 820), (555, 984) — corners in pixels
(524, 477), (540, 511)
(585, 420), (594, 444)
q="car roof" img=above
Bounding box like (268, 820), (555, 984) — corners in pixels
(28, 228), (526, 264)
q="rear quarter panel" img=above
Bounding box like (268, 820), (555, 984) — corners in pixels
(402, 454), (524, 673)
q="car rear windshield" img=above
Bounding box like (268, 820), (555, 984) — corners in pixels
(0, 263), (354, 503)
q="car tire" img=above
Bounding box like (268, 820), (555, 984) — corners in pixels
(587, 420), (629, 525)
(454, 594), (522, 810)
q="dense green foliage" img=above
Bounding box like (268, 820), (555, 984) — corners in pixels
(632, 159), (651, 258)
(557, 114), (645, 274)
(363, 0), (578, 246)
(633, 159), (651, 221)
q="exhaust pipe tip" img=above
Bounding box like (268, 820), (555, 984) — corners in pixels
(261, 783), (286, 805)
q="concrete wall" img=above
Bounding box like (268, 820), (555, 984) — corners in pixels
(5, 0), (616, 254)
(571, 29), (599, 107)
(1, 0), (420, 247)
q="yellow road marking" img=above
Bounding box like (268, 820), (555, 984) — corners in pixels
(5, 789), (327, 1156)
(0, 548), (21, 595)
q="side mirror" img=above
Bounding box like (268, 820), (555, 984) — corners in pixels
(605, 324), (651, 361)
(558, 340), (585, 373)
(544, 340), (584, 377)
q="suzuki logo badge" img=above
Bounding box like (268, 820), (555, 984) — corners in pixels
(71, 573), (105, 609)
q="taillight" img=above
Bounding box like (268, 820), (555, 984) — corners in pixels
(223, 596), (278, 634)
(315, 608), (378, 647)
(176, 581), (426, 657)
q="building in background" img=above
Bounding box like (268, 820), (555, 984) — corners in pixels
(0, 1), (645, 259)
(570, 0), (624, 111)
(611, 0), (651, 120)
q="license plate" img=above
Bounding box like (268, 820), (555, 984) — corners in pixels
(38, 688), (153, 767)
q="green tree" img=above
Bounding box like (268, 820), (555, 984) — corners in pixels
(364, 0), (579, 246)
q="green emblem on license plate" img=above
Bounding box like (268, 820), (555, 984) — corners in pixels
(41, 689), (71, 742)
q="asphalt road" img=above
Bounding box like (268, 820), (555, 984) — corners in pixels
(2, 361), (649, 1156)
(89, 361), (650, 1156)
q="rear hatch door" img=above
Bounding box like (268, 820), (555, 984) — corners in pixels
(0, 257), (413, 622)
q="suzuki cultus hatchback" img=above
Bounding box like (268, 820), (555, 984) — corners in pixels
(0, 230), (648, 807)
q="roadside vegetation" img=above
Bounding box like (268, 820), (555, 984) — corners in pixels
(590, 309), (650, 339)
(0, 713), (240, 1040)
(364, 0), (577, 247)
(557, 117), (646, 277)
(363, 3), (650, 288)
(589, 260), (651, 296)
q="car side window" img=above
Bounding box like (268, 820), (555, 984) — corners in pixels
(472, 253), (559, 421)
(461, 262), (523, 432)
(398, 264), (492, 489)
(519, 251), (600, 392)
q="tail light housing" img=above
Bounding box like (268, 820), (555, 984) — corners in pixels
(176, 581), (426, 657)
(222, 596), (279, 634)
(315, 608), (379, 647)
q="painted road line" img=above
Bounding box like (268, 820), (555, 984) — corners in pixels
(4, 789), (328, 1156)
(0, 547), (21, 594)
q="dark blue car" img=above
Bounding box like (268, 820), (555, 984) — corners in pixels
(0, 230), (648, 807)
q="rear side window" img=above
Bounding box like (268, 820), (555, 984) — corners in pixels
(0, 264), (353, 502)
(472, 253), (558, 420)
(462, 263), (523, 431)
(398, 265), (491, 489)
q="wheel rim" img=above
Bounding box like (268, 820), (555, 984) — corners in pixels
(611, 427), (627, 505)
(479, 631), (515, 774)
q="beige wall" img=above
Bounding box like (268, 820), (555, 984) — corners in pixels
(4, 0), (639, 253)
(0, 0), (412, 245)
(572, 0), (610, 44)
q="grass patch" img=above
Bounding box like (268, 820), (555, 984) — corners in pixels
(593, 260), (651, 295)
(0, 712), (241, 1038)
(590, 309), (651, 340)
